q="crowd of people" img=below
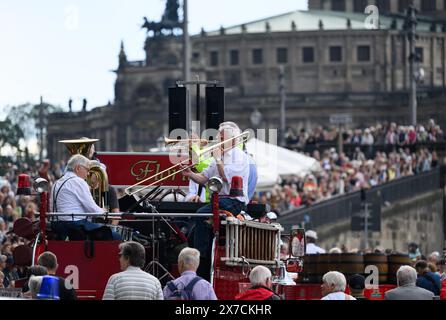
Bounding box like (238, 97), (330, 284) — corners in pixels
(3, 234), (445, 300)
(253, 146), (439, 213)
(285, 119), (445, 150)
(0, 119), (445, 300)
(296, 230), (445, 300)
(255, 135), (441, 213)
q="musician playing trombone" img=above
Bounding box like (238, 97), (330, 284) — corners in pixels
(184, 133), (212, 203)
(181, 122), (250, 278)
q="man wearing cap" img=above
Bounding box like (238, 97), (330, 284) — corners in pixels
(348, 274), (367, 300)
(305, 230), (325, 254)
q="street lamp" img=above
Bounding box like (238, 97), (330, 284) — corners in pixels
(404, 4), (418, 126)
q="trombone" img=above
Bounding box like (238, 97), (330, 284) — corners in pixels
(164, 137), (209, 147)
(125, 130), (251, 196)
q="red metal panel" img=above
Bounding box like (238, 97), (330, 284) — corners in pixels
(46, 240), (121, 299)
(96, 153), (190, 187)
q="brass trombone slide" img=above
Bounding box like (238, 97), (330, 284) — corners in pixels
(164, 137), (208, 147)
(124, 130), (251, 196)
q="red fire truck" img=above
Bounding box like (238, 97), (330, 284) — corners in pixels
(11, 146), (404, 300)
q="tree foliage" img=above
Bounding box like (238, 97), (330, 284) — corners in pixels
(0, 118), (24, 151)
(0, 102), (63, 154)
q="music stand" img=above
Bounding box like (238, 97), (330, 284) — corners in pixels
(143, 204), (175, 282)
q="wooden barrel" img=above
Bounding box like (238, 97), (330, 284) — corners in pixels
(334, 253), (364, 280)
(387, 254), (411, 285)
(364, 253), (388, 284)
(302, 255), (319, 283)
(316, 254), (332, 283)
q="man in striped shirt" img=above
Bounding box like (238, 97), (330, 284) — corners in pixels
(103, 242), (163, 300)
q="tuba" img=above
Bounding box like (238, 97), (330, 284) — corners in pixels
(59, 138), (110, 210)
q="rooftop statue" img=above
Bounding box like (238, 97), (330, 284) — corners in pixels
(142, 0), (182, 37)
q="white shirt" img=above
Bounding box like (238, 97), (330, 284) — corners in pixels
(103, 266), (164, 300)
(51, 171), (103, 221)
(185, 180), (207, 203)
(321, 292), (356, 300)
(306, 243), (326, 254)
(202, 148), (250, 205)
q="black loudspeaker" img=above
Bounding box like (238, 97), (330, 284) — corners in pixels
(168, 87), (187, 133)
(205, 86), (225, 131)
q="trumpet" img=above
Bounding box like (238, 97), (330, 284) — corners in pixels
(125, 130), (251, 196)
(164, 137), (209, 147)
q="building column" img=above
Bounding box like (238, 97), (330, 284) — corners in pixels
(322, 0), (332, 10)
(437, 0), (444, 10)
(431, 37), (437, 88)
(442, 37), (446, 88)
(219, 38), (226, 85)
(317, 34), (324, 93)
(240, 36), (247, 95)
(126, 125), (132, 152)
(374, 34), (382, 91)
(309, 0), (323, 10)
(403, 34), (409, 90)
(290, 36), (297, 93)
(390, 0), (399, 12)
(345, 32), (352, 91)
(413, 0), (421, 11)
(346, 0), (354, 12)
(265, 34), (273, 95)
(386, 33), (395, 92)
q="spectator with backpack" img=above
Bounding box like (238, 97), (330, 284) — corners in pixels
(163, 247), (217, 300)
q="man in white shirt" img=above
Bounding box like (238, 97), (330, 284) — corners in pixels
(321, 271), (356, 300)
(182, 122), (249, 277)
(50, 154), (120, 240)
(305, 230), (326, 254)
(103, 241), (163, 300)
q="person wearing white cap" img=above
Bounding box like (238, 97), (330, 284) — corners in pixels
(305, 230), (325, 254)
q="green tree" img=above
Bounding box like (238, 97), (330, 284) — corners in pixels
(1, 102), (63, 160)
(0, 118), (25, 152)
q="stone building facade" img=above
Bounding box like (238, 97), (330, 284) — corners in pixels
(47, 6), (446, 160)
(309, 0), (446, 19)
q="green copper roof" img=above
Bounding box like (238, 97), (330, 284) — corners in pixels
(203, 9), (435, 36)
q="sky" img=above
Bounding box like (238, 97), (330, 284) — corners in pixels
(0, 0), (308, 115)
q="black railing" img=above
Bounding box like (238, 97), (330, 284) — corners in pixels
(278, 167), (442, 232)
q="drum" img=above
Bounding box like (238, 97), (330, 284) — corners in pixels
(387, 254), (411, 285)
(364, 253), (388, 284)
